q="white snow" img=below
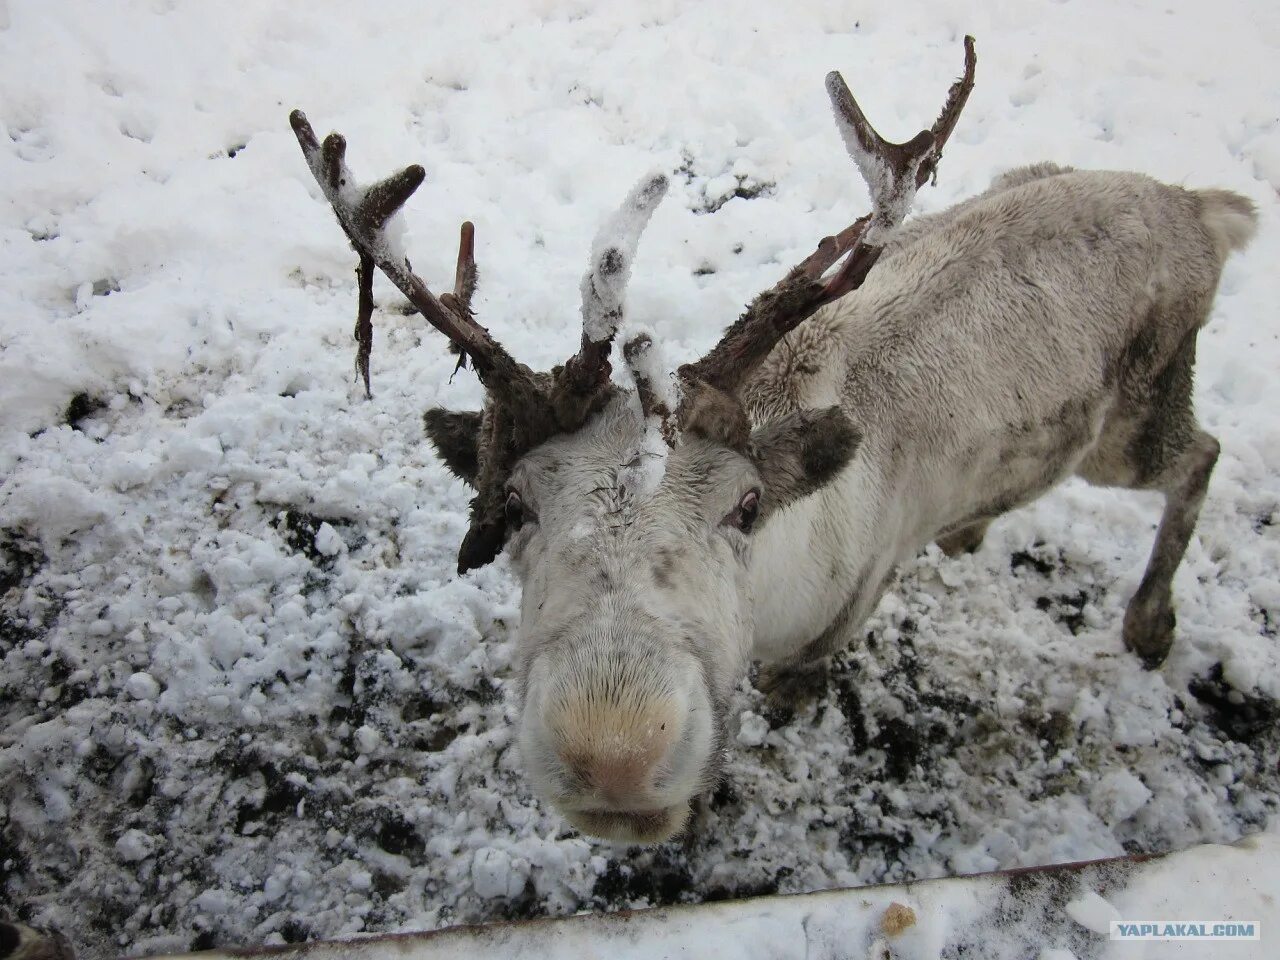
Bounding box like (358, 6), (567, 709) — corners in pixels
(1, 2), (1278, 959)
(115, 829), (157, 864)
(736, 711), (770, 748)
(124, 672), (161, 702)
(1064, 889), (1121, 935)
(470, 847), (530, 901)
(1089, 770), (1154, 825)
(312, 523), (343, 558)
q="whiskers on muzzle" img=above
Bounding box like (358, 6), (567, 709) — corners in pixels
(519, 644), (723, 843)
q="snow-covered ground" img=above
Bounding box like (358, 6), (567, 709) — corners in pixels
(155, 833), (1280, 960)
(1, 1), (1277, 958)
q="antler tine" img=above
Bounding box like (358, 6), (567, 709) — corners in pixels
(354, 253), (375, 398)
(678, 37), (977, 401)
(289, 110), (544, 411)
(622, 332), (678, 445)
(562, 172), (669, 398)
(922, 35), (978, 186)
(819, 35), (977, 299)
(826, 71), (936, 242)
(439, 219), (478, 360)
(451, 221), (478, 312)
(825, 74), (935, 189)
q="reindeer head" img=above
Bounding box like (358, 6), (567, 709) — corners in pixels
(290, 36), (974, 844)
(426, 366), (861, 842)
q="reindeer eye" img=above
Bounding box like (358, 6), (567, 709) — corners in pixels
(505, 489), (526, 531)
(725, 489), (761, 534)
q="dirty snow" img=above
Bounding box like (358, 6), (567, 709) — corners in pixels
(152, 833), (1280, 960)
(1, 1), (1278, 959)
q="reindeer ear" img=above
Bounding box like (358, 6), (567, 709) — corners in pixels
(424, 408), (483, 487)
(749, 406), (861, 516)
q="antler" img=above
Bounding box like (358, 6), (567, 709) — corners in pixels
(291, 37), (973, 571)
(678, 36), (977, 402)
(622, 331), (678, 445)
(290, 110), (668, 570)
(289, 110), (549, 416)
(560, 173), (669, 398)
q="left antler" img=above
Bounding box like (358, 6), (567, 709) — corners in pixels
(562, 172), (668, 399)
(289, 111), (547, 410)
(289, 109), (666, 570)
(678, 36), (977, 403)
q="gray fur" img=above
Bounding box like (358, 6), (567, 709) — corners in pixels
(746, 167), (1255, 679)
(427, 165), (1256, 842)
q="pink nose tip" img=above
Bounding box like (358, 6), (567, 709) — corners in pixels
(548, 698), (681, 807)
(568, 752), (655, 805)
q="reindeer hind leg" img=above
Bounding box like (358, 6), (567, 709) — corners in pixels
(1077, 331), (1217, 667)
(1121, 427), (1218, 667)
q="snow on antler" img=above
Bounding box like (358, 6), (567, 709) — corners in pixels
(677, 37), (976, 405)
(825, 71), (936, 243)
(580, 172), (669, 344)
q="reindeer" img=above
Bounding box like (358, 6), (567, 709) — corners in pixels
(289, 37), (1256, 844)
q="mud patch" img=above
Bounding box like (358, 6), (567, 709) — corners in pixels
(591, 847), (693, 910)
(1189, 663), (1278, 743)
(270, 509), (359, 570)
(64, 392), (107, 431)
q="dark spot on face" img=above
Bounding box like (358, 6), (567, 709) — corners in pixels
(799, 414), (860, 483)
(683, 382), (751, 450)
(423, 408), (482, 485)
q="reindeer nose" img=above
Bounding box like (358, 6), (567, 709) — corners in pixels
(571, 752), (654, 805)
(549, 698), (681, 807)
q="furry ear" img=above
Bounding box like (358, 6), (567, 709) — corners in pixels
(681, 381), (751, 450)
(423, 408), (483, 487)
(749, 406), (861, 517)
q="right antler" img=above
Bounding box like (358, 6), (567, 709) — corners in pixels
(677, 37), (977, 406)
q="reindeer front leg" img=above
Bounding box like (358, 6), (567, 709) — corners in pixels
(758, 563), (896, 709)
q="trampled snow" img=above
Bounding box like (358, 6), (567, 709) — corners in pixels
(1, 2), (1278, 958)
(148, 833), (1280, 960)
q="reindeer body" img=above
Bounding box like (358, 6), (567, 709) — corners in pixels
(293, 39), (1257, 843)
(747, 164), (1255, 670)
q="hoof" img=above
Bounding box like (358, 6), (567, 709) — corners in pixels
(937, 530), (985, 557)
(758, 658), (831, 711)
(1123, 603), (1175, 669)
